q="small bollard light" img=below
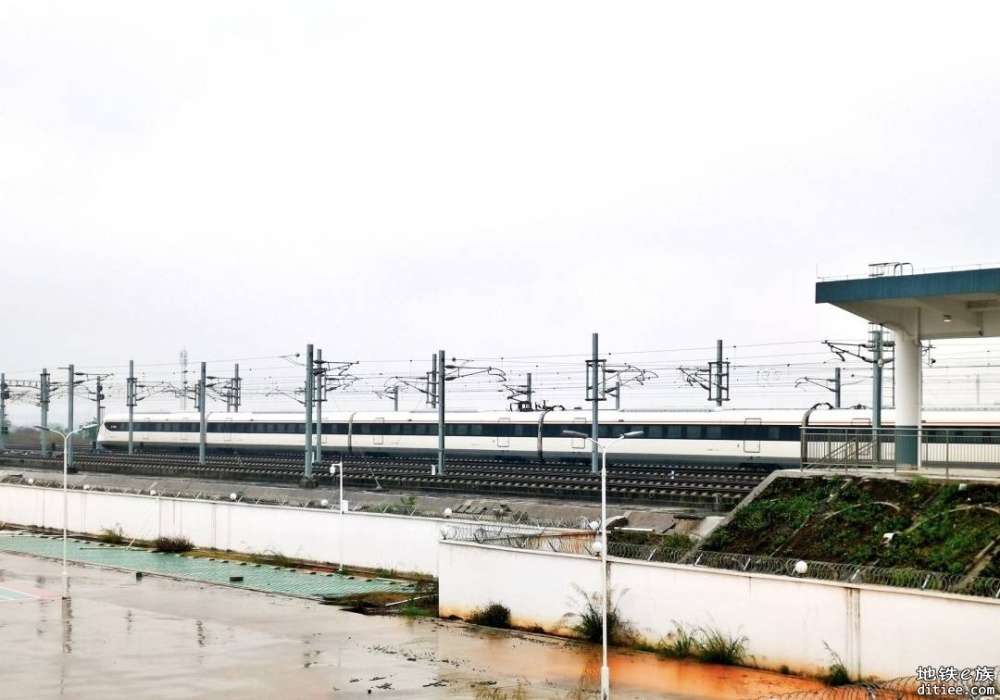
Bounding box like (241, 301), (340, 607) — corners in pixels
(794, 560), (808, 575)
(320, 499), (330, 507)
(229, 493), (238, 501)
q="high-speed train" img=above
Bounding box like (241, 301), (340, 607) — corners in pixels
(96, 407), (1000, 466)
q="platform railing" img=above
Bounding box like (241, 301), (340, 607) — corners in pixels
(801, 427), (1000, 472)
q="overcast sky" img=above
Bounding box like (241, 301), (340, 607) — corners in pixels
(3, 2), (1000, 424)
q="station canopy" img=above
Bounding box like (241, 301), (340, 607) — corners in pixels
(815, 263), (1000, 340)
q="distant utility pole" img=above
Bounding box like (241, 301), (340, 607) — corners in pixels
(315, 350), (324, 464)
(231, 364), (241, 412)
(871, 326), (884, 431)
(585, 333), (606, 474)
(437, 349), (446, 477)
(180, 349), (189, 410)
(505, 373), (534, 412)
(795, 368), (842, 408)
(198, 362), (207, 466)
(428, 353), (438, 408)
(708, 339), (730, 407)
(825, 330), (894, 425)
(40, 368), (51, 457)
(127, 360), (137, 455)
(0, 373), (8, 451)
(302, 344), (316, 487)
(678, 339), (730, 406)
(66, 365), (75, 469)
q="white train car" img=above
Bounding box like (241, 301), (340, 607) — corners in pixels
(97, 407), (1000, 467)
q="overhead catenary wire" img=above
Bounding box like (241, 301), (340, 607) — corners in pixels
(5, 337), (1000, 423)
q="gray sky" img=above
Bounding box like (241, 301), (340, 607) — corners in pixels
(3, 2), (1000, 424)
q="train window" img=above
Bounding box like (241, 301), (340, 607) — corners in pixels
(647, 425), (663, 439)
(685, 425), (702, 439)
(706, 426), (722, 440)
(665, 425), (681, 439)
(389, 424), (401, 435)
(455, 424), (469, 436)
(471, 424), (483, 436)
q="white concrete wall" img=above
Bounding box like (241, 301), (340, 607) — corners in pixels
(439, 539), (601, 633)
(439, 541), (1000, 680)
(0, 483), (441, 575)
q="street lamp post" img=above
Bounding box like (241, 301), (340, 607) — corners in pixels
(329, 461), (345, 572)
(35, 423), (97, 599)
(563, 429), (643, 700)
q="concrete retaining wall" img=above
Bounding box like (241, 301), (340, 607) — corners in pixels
(439, 540), (1000, 679)
(0, 483), (441, 575)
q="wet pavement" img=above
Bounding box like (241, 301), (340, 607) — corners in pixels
(0, 550), (830, 699)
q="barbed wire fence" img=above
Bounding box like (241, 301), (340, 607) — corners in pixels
(606, 543), (1000, 599)
(440, 525), (1000, 600)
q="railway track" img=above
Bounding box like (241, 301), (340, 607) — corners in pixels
(0, 449), (777, 509)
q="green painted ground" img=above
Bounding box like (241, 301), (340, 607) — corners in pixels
(0, 533), (414, 599)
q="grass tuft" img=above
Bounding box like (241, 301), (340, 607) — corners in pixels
(564, 585), (636, 646)
(469, 602), (512, 629)
(153, 535), (194, 553)
(97, 525), (126, 545)
(656, 622), (747, 665)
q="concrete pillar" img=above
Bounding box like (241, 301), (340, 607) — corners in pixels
(893, 326), (921, 469)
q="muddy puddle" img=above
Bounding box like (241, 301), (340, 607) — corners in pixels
(1, 552), (830, 699)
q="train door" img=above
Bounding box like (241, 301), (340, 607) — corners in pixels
(374, 417), (384, 446)
(743, 418), (761, 454)
(498, 417), (510, 450)
(571, 418), (587, 449)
